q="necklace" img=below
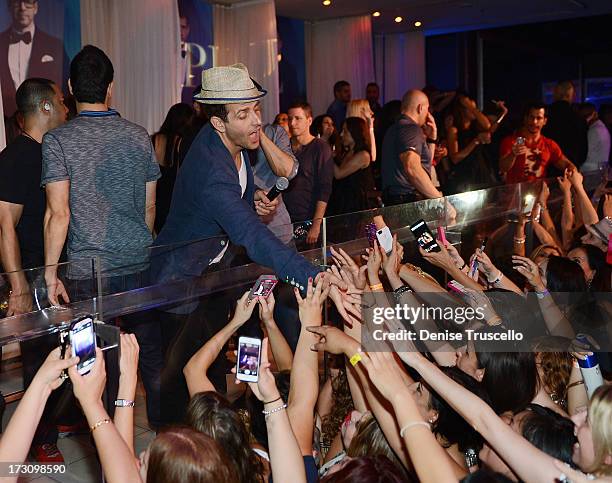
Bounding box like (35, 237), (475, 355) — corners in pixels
(22, 130), (40, 144)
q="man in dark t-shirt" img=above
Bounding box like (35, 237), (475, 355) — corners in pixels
(381, 89), (443, 205)
(0, 78), (68, 462)
(284, 101), (334, 244)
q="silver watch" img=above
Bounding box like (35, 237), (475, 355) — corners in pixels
(115, 399), (135, 407)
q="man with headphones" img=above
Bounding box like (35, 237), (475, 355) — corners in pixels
(0, 77), (68, 462)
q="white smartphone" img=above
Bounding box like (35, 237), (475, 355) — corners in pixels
(375, 226), (394, 254)
(70, 316), (96, 375)
(236, 336), (262, 383)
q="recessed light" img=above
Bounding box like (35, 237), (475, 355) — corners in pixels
(414, 21), (422, 27)
(322, 0), (331, 5)
(394, 16), (403, 23)
(372, 11), (381, 17)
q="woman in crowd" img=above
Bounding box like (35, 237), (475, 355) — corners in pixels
(346, 99), (377, 162)
(328, 116), (376, 215)
(151, 103), (195, 234)
(444, 93), (496, 194)
(274, 112), (290, 136)
(311, 114), (338, 151)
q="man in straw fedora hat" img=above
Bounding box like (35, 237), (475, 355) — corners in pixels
(154, 64), (337, 419)
(156, 63), (320, 289)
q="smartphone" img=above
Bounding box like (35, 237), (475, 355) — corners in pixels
(447, 280), (467, 295)
(436, 226), (447, 246)
(515, 136), (525, 146)
(410, 219), (440, 253)
(236, 336), (262, 382)
(470, 237), (488, 277)
(376, 226), (394, 254)
(70, 316), (96, 375)
(248, 275), (278, 301)
(523, 194), (536, 214)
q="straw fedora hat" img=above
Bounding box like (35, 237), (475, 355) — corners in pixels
(193, 63), (267, 104)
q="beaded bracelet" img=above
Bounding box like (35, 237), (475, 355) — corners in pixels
(262, 403), (287, 417)
(90, 418), (111, 432)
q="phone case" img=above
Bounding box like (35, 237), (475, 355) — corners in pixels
(236, 337), (262, 382)
(249, 275), (278, 300)
(436, 226), (447, 246)
(376, 226), (394, 254)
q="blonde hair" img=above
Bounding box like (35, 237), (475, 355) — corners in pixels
(346, 99), (372, 121)
(587, 384), (612, 475)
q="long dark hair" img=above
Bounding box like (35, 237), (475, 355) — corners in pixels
(185, 392), (264, 483)
(426, 367), (488, 453)
(545, 256), (588, 293)
(344, 116), (371, 156)
(311, 114), (338, 146)
(155, 103), (195, 165)
(577, 244), (611, 292)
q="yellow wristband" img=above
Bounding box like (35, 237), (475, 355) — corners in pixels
(349, 353), (362, 367)
(369, 283), (384, 291)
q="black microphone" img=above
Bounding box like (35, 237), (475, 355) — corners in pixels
(266, 177), (289, 201)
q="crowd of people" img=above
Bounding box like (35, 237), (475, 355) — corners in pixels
(0, 40), (610, 483)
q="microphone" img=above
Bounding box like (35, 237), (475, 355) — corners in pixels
(266, 177), (289, 201)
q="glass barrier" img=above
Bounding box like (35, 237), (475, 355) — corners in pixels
(0, 258), (102, 345)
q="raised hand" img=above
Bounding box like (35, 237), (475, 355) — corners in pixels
(32, 347), (79, 392)
(306, 325), (358, 355)
(69, 348), (106, 408)
(258, 292), (276, 325)
(512, 255), (545, 292)
(557, 169), (572, 194)
(330, 246), (367, 290)
(233, 290), (259, 326)
(118, 333), (139, 383)
(242, 338), (281, 403)
(294, 276), (330, 326)
(358, 351), (409, 404)
(363, 241), (383, 280)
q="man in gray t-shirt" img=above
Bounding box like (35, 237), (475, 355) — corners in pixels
(251, 123), (299, 244)
(41, 46), (160, 304)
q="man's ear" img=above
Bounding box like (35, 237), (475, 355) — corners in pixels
(210, 116), (226, 133)
(67, 79), (73, 96)
(106, 82), (114, 105)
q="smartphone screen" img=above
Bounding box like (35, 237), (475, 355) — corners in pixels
(70, 316), (96, 375)
(410, 219), (441, 253)
(236, 337), (262, 382)
(249, 275), (278, 301)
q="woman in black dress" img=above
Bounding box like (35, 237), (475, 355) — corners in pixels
(328, 117), (376, 215)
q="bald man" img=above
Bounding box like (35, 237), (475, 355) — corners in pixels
(381, 89), (443, 205)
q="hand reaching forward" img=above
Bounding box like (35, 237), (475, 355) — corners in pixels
(294, 276), (330, 326)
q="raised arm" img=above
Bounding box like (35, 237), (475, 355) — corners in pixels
(334, 151), (370, 180)
(183, 291), (256, 396)
(247, 338), (306, 483)
(569, 169), (599, 227)
(360, 351), (458, 483)
(558, 172), (575, 251)
(404, 352), (564, 483)
(259, 293), (293, 371)
(288, 277), (330, 455)
(69, 350), (142, 483)
(114, 334), (139, 455)
(259, 125), (299, 179)
(0, 348), (77, 479)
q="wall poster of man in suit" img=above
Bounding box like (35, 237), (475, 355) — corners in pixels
(0, 0), (69, 133)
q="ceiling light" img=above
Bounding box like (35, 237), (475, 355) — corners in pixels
(414, 21), (422, 27)
(372, 11), (381, 17)
(322, 0), (331, 5)
(394, 16), (403, 23)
